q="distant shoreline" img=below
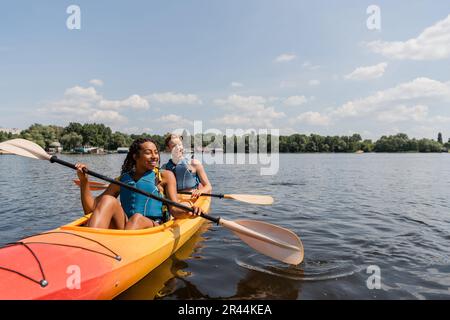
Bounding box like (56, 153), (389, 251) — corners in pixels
(1, 123), (448, 154)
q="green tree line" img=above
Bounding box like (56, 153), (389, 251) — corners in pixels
(0, 124), (448, 153)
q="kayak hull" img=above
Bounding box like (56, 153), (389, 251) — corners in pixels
(0, 195), (210, 300)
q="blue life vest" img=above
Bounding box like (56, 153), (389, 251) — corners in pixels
(163, 158), (200, 191)
(119, 170), (167, 220)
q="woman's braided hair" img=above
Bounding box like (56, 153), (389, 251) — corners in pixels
(121, 138), (160, 176)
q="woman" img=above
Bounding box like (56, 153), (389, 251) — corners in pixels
(76, 138), (203, 230)
(162, 134), (212, 201)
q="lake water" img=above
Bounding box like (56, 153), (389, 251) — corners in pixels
(1, 153), (450, 299)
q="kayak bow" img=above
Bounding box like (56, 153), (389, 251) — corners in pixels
(0, 195), (210, 300)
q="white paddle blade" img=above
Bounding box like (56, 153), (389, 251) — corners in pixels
(0, 139), (51, 160)
(226, 194), (274, 205)
(220, 219), (304, 265)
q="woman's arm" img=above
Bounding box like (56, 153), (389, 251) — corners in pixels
(191, 159), (212, 196)
(162, 170), (201, 219)
(76, 163), (120, 214)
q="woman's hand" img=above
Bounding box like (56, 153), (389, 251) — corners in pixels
(190, 189), (202, 200)
(191, 205), (204, 216)
(75, 163), (89, 183)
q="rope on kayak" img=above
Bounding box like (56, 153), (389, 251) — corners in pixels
(0, 266), (46, 287)
(0, 231), (122, 288)
(0, 242), (48, 287)
(33, 231), (122, 261)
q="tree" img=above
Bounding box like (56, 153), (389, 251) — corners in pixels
(438, 132), (443, 144)
(60, 132), (83, 151)
(108, 132), (127, 150)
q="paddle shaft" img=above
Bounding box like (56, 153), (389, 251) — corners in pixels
(49, 156), (220, 224)
(178, 191), (225, 198)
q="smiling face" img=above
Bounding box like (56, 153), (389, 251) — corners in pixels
(133, 141), (159, 172)
(167, 137), (182, 152)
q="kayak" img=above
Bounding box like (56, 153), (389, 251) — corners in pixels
(0, 195), (211, 300)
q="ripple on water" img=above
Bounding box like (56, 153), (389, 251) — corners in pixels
(235, 253), (364, 282)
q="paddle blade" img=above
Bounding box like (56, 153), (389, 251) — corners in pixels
(0, 139), (51, 160)
(73, 179), (109, 191)
(220, 219), (304, 265)
(225, 194), (274, 205)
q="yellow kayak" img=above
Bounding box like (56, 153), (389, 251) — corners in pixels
(0, 195), (211, 300)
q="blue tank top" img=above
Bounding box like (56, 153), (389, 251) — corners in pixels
(119, 170), (165, 219)
(163, 158), (200, 191)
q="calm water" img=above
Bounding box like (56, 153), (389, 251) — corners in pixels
(1, 153), (450, 299)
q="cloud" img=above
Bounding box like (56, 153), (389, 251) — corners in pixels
(38, 84), (151, 126)
(99, 94), (149, 110)
(333, 77), (450, 118)
(291, 111), (330, 126)
(230, 82), (244, 88)
(302, 61), (321, 70)
(274, 53), (297, 63)
(213, 94), (285, 128)
(89, 79), (104, 87)
(366, 14), (450, 60)
(345, 62), (387, 80)
(89, 110), (127, 124)
(148, 92), (202, 105)
(64, 86), (102, 101)
(284, 95), (308, 106)
(376, 105), (428, 123)
(156, 114), (193, 129)
(309, 80), (320, 86)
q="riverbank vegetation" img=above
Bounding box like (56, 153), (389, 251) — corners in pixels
(0, 123), (447, 153)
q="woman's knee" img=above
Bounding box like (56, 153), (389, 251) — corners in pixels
(95, 195), (120, 212)
(126, 214), (155, 229)
(97, 194), (118, 206)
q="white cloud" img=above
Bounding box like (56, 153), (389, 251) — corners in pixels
(38, 84), (152, 126)
(309, 80), (320, 86)
(213, 94), (285, 128)
(345, 62), (387, 80)
(64, 86), (102, 101)
(302, 61), (321, 70)
(214, 95), (266, 111)
(268, 96), (280, 102)
(89, 79), (104, 87)
(376, 105), (428, 123)
(156, 114), (193, 129)
(367, 14), (450, 60)
(148, 92), (202, 105)
(274, 53), (297, 63)
(333, 77), (450, 118)
(284, 95), (308, 106)
(292, 111), (330, 126)
(99, 94), (149, 110)
(89, 110), (127, 124)
(230, 82), (244, 88)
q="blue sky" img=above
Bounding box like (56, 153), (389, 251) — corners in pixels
(1, 0), (450, 139)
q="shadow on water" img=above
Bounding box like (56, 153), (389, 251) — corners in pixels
(115, 224), (209, 300)
(164, 269), (301, 300)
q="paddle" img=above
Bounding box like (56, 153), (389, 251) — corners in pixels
(72, 179), (274, 205)
(0, 139), (303, 265)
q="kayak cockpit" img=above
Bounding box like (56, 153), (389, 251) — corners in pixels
(59, 214), (180, 235)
